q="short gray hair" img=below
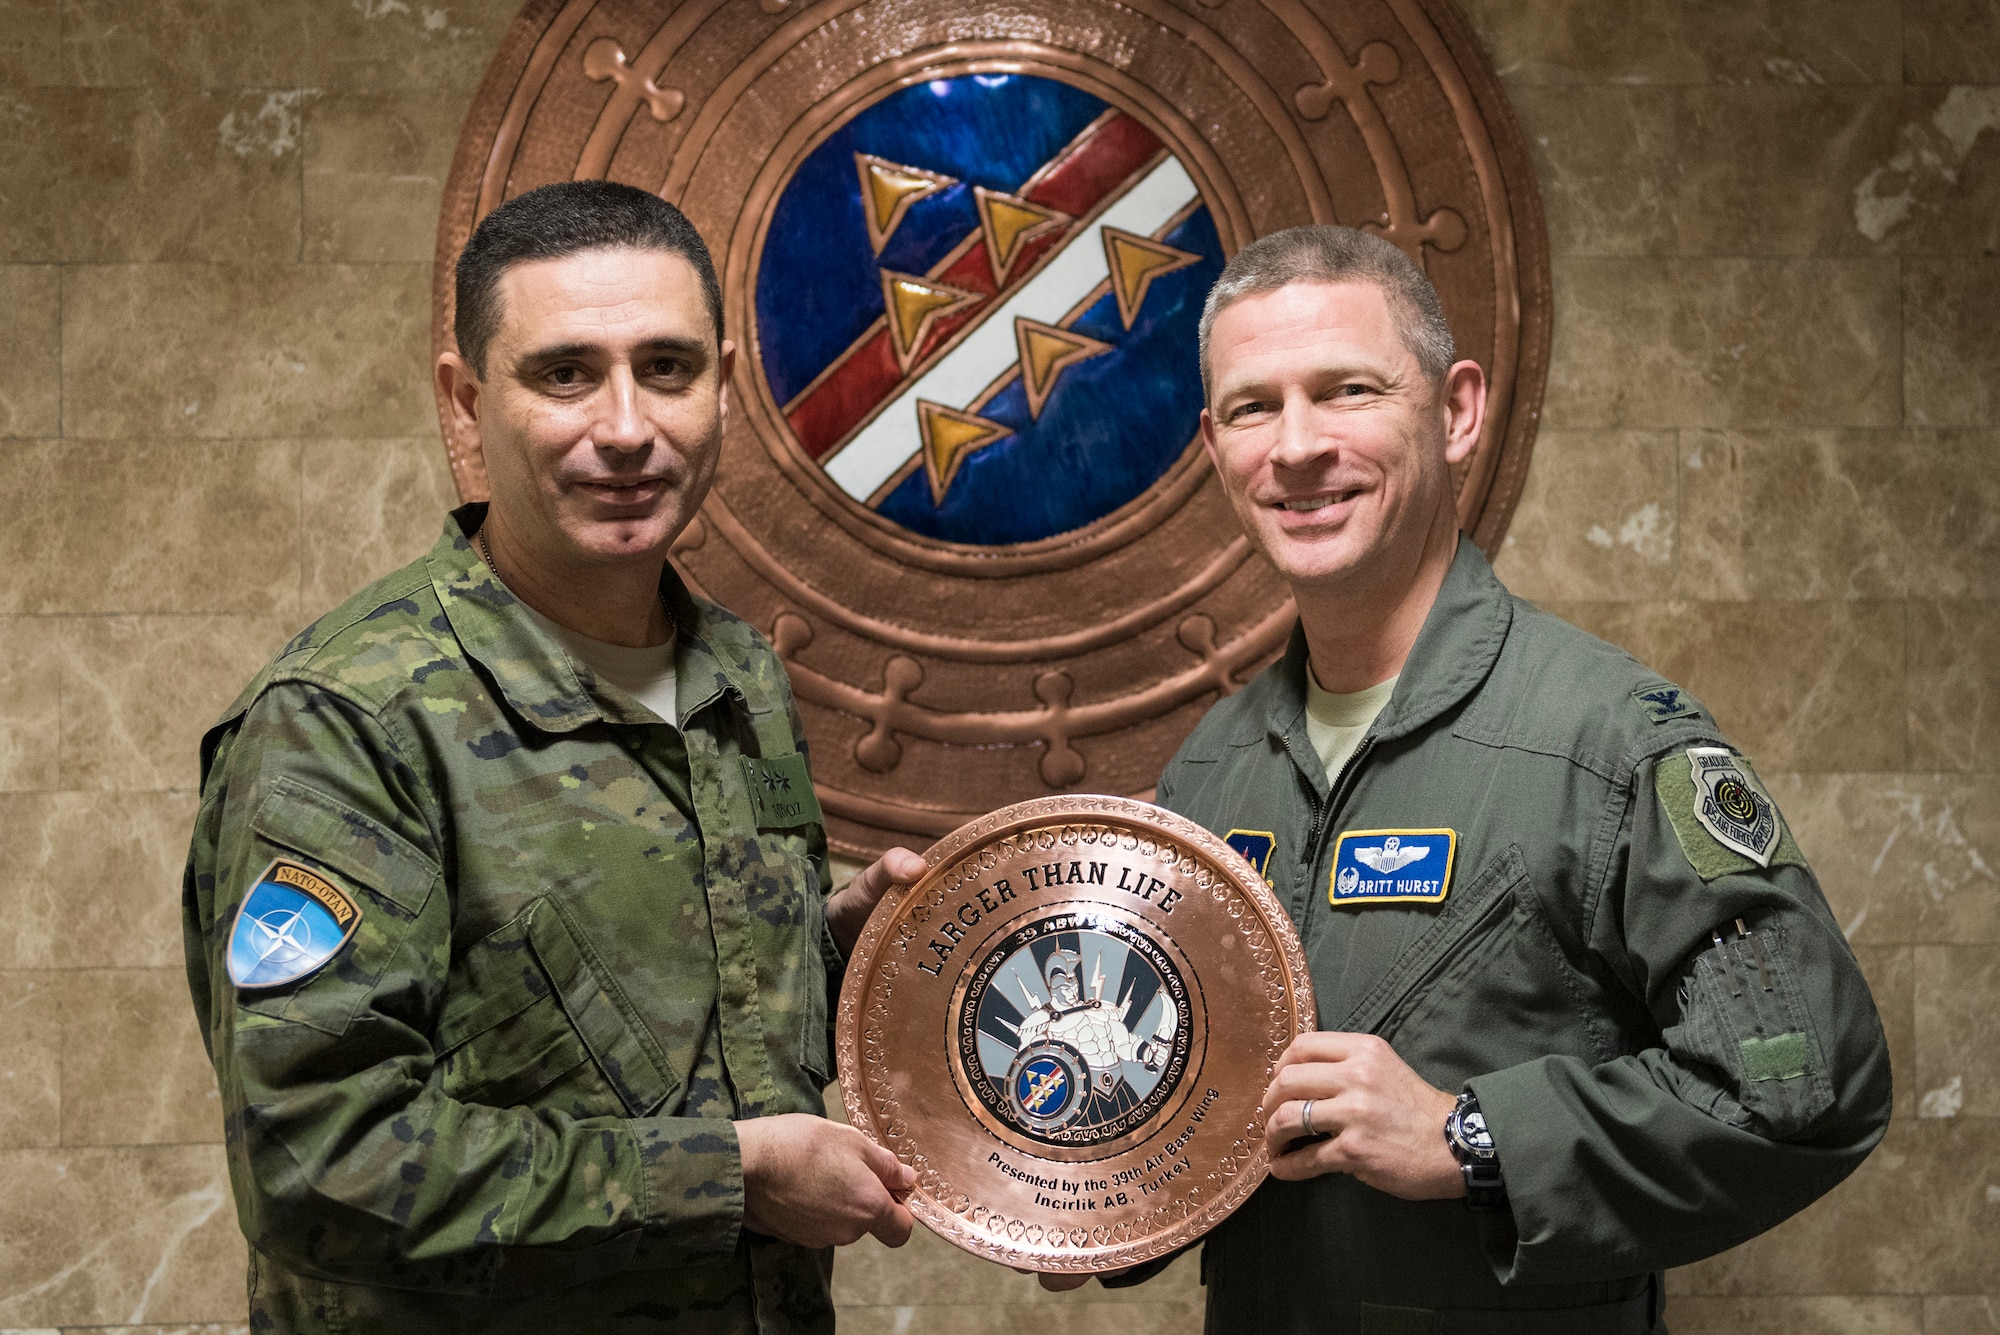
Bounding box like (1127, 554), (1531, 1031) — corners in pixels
(1197, 225), (1456, 399)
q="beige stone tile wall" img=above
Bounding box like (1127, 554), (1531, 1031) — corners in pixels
(0, 0), (1992, 1330)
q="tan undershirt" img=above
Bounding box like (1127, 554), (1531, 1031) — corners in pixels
(1305, 668), (1398, 785)
(521, 603), (679, 726)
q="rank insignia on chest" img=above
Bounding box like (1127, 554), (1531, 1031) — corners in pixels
(1223, 830), (1276, 884)
(741, 753), (823, 830)
(1329, 829), (1457, 906)
(227, 859), (361, 989)
(1687, 747), (1779, 866)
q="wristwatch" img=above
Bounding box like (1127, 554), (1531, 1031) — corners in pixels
(1444, 1089), (1507, 1212)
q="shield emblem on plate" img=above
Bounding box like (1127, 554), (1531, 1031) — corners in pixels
(433, 0), (1550, 856)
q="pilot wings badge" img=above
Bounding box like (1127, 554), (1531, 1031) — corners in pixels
(1354, 836), (1429, 873)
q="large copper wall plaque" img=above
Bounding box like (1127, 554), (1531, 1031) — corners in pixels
(836, 797), (1315, 1272)
(434, 0), (1551, 858)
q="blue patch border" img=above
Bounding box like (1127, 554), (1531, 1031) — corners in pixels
(226, 857), (362, 990)
(1329, 828), (1457, 906)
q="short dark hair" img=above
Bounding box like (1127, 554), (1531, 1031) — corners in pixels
(453, 180), (723, 376)
(1198, 225), (1455, 399)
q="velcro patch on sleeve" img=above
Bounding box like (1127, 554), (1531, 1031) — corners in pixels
(1655, 750), (1806, 880)
(1739, 1031), (1816, 1082)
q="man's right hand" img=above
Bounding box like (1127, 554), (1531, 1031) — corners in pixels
(737, 1114), (916, 1249)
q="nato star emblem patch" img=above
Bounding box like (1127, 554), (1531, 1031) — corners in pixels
(227, 859), (361, 989)
(1330, 829), (1457, 905)
(1687, 747), (1779, 866)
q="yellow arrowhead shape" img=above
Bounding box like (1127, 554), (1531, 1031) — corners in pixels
(1014, 317), (1112, 419)
(1102, 227), (1202, 330)
(916, 400), (1012, 504)
(879, 269), (980, 371)
(856, 154), (957, 255)
(974, 187), (1068, 286)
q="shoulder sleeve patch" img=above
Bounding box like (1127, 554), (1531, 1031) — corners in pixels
(1655, 749), (1806, 880)
(1632, 682), (1701, 724)
(228, 858), (362, 988)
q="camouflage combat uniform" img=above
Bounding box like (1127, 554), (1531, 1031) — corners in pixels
(1112, 539), (1891, 1334)
(182, 505), (841, 1334)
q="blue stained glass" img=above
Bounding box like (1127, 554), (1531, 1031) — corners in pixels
(754, 75), (1107, 406)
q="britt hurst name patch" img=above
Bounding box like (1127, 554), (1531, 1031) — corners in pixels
(1330, 829), (1457, 905)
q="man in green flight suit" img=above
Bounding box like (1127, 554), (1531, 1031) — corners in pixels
(1059, 226), (1893, 1330)
(183, 181), (925, 1333)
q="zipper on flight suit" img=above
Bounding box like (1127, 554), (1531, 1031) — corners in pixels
(1283, 729), (1377, 905)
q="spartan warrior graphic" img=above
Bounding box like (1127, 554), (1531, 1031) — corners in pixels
(962, 921), (1194, 1145)
(1015, 949), (1176, 1097)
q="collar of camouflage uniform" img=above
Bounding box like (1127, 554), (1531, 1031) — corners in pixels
(432, 502), (760, 735)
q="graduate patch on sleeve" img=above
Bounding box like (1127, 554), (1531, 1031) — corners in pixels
(227, 859), (362, 989)
(1655, 748), (1806, 880)
(1330, 829), (1456, 905)
(1223, 830), (1276, 884)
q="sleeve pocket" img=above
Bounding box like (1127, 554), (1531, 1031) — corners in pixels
(1676, 919), (1836, 1140)
(234, 778), (440, 1037)
(435, 897), (682, 1120)
(252, 776), (437, 915)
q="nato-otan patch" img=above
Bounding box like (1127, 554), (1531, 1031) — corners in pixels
(227, 859), (361, 989)
(742, 752), (822, 829)
(1330, 829), (1456, 905)
(1633, 683), (1700, 724)
(1223, 830), (1276, 884)
(1656, 748), (1805, 880)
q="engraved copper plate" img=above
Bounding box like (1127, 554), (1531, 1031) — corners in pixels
(435, 0), (1550, 859)
(836, 796), (1316, 1272)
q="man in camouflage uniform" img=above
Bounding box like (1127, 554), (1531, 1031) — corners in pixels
(1056, 227), (1892, 1331)
(184, 181), (919, 1334)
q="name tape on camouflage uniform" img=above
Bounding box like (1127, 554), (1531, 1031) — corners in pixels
(1330, 829), (1457, 905)
(742, 753), (823, 829)
(227, 859), (362, 989)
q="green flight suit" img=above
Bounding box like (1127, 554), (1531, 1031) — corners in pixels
(1132, 539), (1891, 1334)
(182, 505), (842, 1334)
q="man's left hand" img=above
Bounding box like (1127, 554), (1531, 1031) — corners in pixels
(1259, 1032), (1464, 1200)
(826, 847), (927, 957)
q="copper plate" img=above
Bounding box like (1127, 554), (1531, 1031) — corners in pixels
(837, 796), (1315, 1272)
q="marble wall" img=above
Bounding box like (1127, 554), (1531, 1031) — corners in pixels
(0, 0), (1993, 1330)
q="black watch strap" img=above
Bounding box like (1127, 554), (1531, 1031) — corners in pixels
(1461, 1159), (1507, 1212)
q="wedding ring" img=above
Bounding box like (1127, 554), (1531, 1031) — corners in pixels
(1300, 1099), (1317, 1138)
